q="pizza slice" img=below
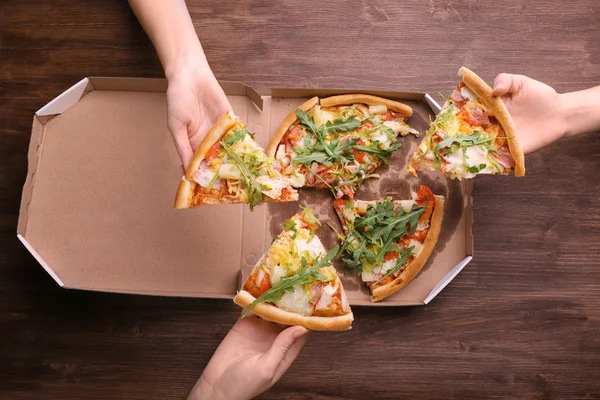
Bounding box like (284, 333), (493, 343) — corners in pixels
(175, 111), (298, 210)
(267, 95), (417, 199)
(333, 185), (444, 302)
(407, 66), (525, 179)
(234, 207), (353, 331)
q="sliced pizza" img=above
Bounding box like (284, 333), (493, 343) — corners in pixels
(267, 95), (417, 199)
(407, 67), (525, 179)
(234, 207), (353, 331)
(334, 185), (444, 302)
(175, 111), (298, 210)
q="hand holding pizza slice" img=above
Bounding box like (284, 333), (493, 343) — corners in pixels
(407, 67), (526, 179)
(267, 95), (417, 199)
(334, 185), (444, 302)
(234, 207), (353, 331)
(175, 111), (298, 210)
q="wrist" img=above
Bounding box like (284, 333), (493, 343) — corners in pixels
(557, 93), (573, 138)
(189, 376), (225, 400)
(164, 46), (212, 83)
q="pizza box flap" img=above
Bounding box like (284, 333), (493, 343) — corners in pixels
(18, 77), (473, 305)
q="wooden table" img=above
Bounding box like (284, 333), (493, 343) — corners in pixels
(1, 1), (599, 398)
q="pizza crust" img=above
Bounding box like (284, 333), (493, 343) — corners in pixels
(370, 195), (445, 302)
(266, 97), (319, 158)
(233, 290), (354, 331)
(458, 67), (525, 176)
(320, 94), (413, 117)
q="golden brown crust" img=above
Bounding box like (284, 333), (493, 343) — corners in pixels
(458, 67), (525, 176)
(185, 111), (239, 180)
(320, 94), (413, 117)
(266, 97), (319, 157)
(174, 177), (196, 209)
(371, 195), (445, 302)
(233, 290), (354, 331)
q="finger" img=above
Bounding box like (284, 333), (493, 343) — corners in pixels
(169, 123), (194, 169)
(259, 326), (309, 378)
(272, 328), (309, 382)
(493, 73), (523, 97)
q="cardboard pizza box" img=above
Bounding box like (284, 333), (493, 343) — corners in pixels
(17, 78), (473, 306)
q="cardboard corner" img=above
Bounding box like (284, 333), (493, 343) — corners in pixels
(17, 234), (65, 287)
(36, 78), (93, 117)
(219, 81), (263, 111)
(423, 256), (472, 304)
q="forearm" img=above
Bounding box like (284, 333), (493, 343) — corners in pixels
(128, 0), (210, 79)
(560, 86), (600, 137)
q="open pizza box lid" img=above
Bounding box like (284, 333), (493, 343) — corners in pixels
(17, 77), (473, 306)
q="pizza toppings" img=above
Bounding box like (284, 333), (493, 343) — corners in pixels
(190, 126), (297, 210)
(273, 98), (417, 198)
(336, 191), (428, 288)
(241, 208), (350, 319)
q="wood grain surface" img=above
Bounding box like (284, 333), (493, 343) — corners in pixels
(1, 0), (599, 399)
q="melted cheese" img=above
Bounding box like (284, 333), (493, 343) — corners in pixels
(288, 171), (306, 187)
(370, 130), (391, 148)
(275, 285), (313, 316)
(294, 236), (325, 260)
(460, 86), (478, 102)
(270, 264), (286, 286)
(408, 239), (424, 257)
(397, 200), (416, 212)
(256, 175), (288, 199)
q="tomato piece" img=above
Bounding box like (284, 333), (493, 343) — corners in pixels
(364, 121), (374, 129)
(206, 142), (221, 162)
(385, 110), (394, 121)
(259, 274), (271, 293)
(341, 185), (354, 199)
(415, 185), (435, 222)
(334, 198), (347, 211)
(384, 250), (398, 261)
(354, 150), (365, 163)
(287, 125), (302, 146)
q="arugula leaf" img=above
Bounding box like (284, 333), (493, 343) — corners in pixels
(205, 170), (220, 191)
(242, 246), (339, 317)
(223, 129), (250, 146)
(283, 219), (296, 231)
(339, 199), (425, 277)
(353, 142), (402, 164)
(434, 131), (481, 153)
(325, 115), (360, 133)
(219, 141), (264, 211)
(467, 163), (487, 173)
(295, 109), (318, 134)
(433, 103), (455, 128)
(372, 247), (413, 287)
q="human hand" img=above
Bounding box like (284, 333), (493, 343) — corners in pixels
(189, 315), (309, 400)
(167, 65), (232, 168)
(492, 73), (569, 154)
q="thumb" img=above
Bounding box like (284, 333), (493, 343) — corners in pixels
(260, 326), (309, 380)
(493, 73), (523, 97)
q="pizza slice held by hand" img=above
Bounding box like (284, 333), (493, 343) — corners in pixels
(234, 207), (353, 331)
(334, 185), (444, 302)
(175, 111), (298, 210)
(267, 95), (417, 199)
(407, 67), (525, 179)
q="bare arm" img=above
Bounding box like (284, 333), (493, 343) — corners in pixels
(561, 86), (600, 138)
(129, 0), (231, 167)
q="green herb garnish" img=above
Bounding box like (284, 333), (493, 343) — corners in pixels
(283, 219), (297, 231)
(339, 199), (424, 276)
(372, 246), (413, 286)
(223, 129), (251, 146)
(242, 246), (339, 317)
(219, 141), (264, 211)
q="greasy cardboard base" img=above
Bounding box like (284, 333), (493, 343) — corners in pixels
(18, 78), (472, 305)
